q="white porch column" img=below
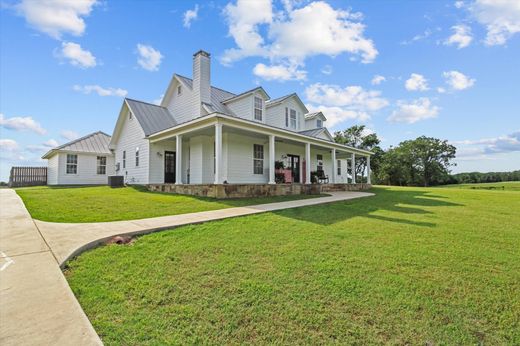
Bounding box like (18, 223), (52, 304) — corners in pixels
(351, 153), (356, 184)
(305, 142), (311, 184)
(331, 149), (336, 184)
(367, 155), (371, 184)
(175, 135), (183, 184)
(214, 123), (223, 184)
(268, 135), (275, 184)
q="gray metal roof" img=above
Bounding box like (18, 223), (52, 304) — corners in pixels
(125, 98), (177, 136)
(266, 93), (295, 106)
(298, 128), (333, 141)
(42, 131), (112, 158)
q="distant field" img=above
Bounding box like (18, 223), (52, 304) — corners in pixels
(440, 181), (520, 191)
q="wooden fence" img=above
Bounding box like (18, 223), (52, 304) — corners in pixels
(8, 166), (47, 187)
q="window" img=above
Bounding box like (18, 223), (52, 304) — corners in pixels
(254, 97), (263, 121)
(177, 85), (182, 95)
(253, 144), (264, 174)
(129, 110), (132, 119)
(317, 154), (323, 171)
(135, 147), (140, 167)
(285, 107), (289, 127)
(337, 160), (341, 175)
(290, 109), (297, 129)
(66, 154), (77, 174)
(317, 119), (323, 128)
(122, 150), (126, 168)
(97, 156), (107, 175)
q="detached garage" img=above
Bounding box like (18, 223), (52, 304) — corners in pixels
(42, 131), (115, 185)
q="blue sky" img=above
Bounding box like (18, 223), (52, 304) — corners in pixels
(1, 0), (519, 181)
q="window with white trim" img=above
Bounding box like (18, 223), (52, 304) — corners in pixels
(290, 109), (297, 129)
(317, 154), (323, 171)
(177, 85), (182, 95)
(122, 150), (126, 168)
(253, 144), (264, 174)
(135, 147), (140, 167)
(317, 119), (323, 128)
(337, 159), (341, 175)
(254, 96), (263, 121)
(97, 156), (107, 175)
(285, 107), (289, 127)
(66, 154), (77, 174)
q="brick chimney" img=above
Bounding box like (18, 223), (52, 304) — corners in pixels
(192, 50), (211, 115)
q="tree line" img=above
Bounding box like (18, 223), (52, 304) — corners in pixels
(334, 125), (518, 187)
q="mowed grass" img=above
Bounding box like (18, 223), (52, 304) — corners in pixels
(440, 181), (520, 191)
(65, 186), (520, 345)
(15, 185), (322, 223)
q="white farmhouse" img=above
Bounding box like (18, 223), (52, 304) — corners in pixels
(44, 50), (372, 197)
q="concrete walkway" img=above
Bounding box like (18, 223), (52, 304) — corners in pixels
(1, 188), (373, 345)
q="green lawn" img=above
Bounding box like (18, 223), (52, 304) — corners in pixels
(65, 186), (519, 345)
(439, 181), (520, 191)
(15, 185), (322, 223)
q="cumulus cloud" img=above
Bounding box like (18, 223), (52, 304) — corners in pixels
(60, 130), (80, 141)
(0, 113), (47, 135)
(468, 0), (520, 46)
(73, 84), (128, 97)
(253, 63), (306, 81)
(455, 131), (520, 157)
(388, 97), (439, 124)
(0, 139), (19, 152)
(305, 83), (388, 127)
(136, 44), (163, 71)
(371, 75), (386, 85)
(405, 73), (429, 91)
(183, 4), (199, 28)
(444, 24), (473, 48)
(26, 139), (59, 153)
(222, 0), (377, 80)
(152, 94), (164, 105)
(400, 29), (433, 45)
(58, 42), (96, 68)
(14, 0), (98, 39)
(442, 70), (475, 90)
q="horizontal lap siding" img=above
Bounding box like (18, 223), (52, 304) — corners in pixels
(227, 96), (253, 120)
(226, 133), (269, 183)
(166, 80), (196, 124)
(149, 141), (177, 184)
(56, 153), (114, 185)
(47, 154), (59, 185)
(188, 135), (214, 184)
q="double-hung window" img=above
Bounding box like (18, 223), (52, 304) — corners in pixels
(66, 154), (77, 174)
(317, 154), (323, 171)
(254, 97), (263, 121)
(97, 156), (107, 175)
(253, 144), (264, 174)
(337, 160), (341, 175)
(135, 147), (140, 167)
(317, 119), (323, 128)
(122, 150), (126, 168)
(290, 109), (297, 129)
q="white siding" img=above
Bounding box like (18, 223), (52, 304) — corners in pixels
(275, 141), (305, 182)
(266, 97), (306, 132)
(226, 91), (267, 123)
(310, 148), (333, 179)
(165, 79), (197, 124)
(113, 109), (150, 184)
(148, 140), (177, 184)
(305, 114), (326, 130)
(55, 152), (114, 185)
(47, 154), (59, 185)
(225, 133), (270, 183)
(188, 135), (214, 184)
(335, 159), (350, 183)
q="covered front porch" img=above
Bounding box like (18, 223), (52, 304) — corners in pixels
(146, 114), (372, 197)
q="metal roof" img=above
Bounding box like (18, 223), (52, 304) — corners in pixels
(42, 131), (112, 158)
(298, 128), (333, 142)
(266, 93), (295, 105)
(125, 98), (177, 136)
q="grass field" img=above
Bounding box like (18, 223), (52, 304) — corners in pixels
(15, 185), (322, 223)
(65, 186), (520, 345)
(439, 181), (520, 191)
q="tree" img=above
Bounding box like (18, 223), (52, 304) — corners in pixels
(334, 125), (381, 182)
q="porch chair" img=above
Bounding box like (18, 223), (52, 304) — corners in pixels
(317, 169), (329, 184)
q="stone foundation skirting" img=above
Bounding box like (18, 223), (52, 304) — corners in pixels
(147, 183), (372, 199)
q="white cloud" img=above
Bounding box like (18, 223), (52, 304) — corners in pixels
(321, 65), (333, 75)
(0, 139), (19, 152)
(401, 29), (432, 45)
(58, 42), (96, 68)
(468, 0), (520, 46)
(442, 70), (475, 90)
(437, 87), (446, 93)
(304, 83), (388, 127)
(152, 94), (164, 105)
(253, 63), (306, 81)
(73, 84), (128, 97)
(183, 4), (199, 28)
(222, 1), (377, 79)
(405, 73), (429, 91)
(454, 1), (465, 9)
(14, 0), (98, 39)
(444, 24), (473, 48)
(26, 139), (59, 153)
(136, 44), (163, 71)
(455, 131), (520, 157)
(388, 97), (439, 124)
(0, 113), (47, 135)
(371, 75), (386, 85)
(60, 130), (80, 141)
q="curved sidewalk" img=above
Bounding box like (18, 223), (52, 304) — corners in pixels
(1, 188), (373, 345)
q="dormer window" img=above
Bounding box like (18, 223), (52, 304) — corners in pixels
(254, 96), (263, 121)
(177, 85), (182, 95)
(317, 119), (323, 128)
(290, 109), (297, 129)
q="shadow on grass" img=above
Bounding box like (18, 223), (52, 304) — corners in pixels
(272, 186), (464, 228)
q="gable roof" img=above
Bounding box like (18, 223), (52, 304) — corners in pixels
(266, 93), (309, 113)
(125, 98), (177, 136)
(222, 86), (270, 103)
(42, 131), (112, 159)
(299, 127), (334, 142)
(305, 111), (327, 121)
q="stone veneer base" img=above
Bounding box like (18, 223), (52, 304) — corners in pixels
(147, 183), (372, 199)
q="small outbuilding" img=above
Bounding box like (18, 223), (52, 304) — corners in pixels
(42, 131), (115, 185)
